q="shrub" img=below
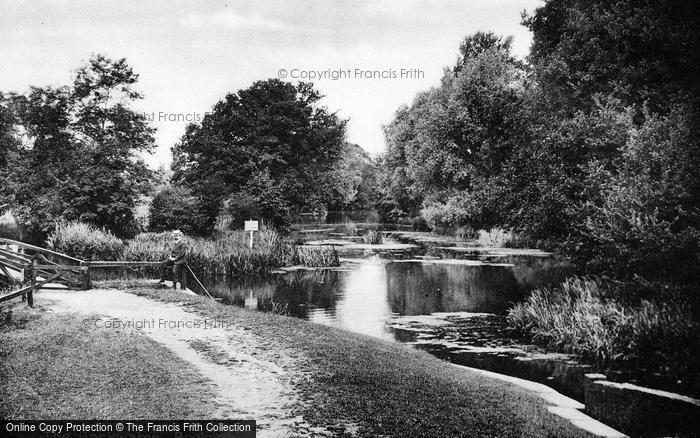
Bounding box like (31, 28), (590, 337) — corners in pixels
(0, 212), (22, 240)
(148, 187), (213, 236)
(46, 221), (124, 260)
(421, 200), (469, 233)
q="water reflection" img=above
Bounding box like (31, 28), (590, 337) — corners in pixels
(335, 258), (393, 339)
(202, 256), (570, 341)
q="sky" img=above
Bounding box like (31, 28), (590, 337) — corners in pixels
(0, 0), (542, 167)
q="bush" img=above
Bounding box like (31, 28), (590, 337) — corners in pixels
(148, 187), (213, 236)
(46, 221), (124, 260)
(421, 199), (470, 233)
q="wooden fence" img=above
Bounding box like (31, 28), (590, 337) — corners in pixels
(0, 238), (203, 307)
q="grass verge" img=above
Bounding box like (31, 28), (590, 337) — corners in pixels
(0, 302), (217, 419)
(99, 279), (593, 438)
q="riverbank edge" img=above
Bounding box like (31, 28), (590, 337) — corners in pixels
(96, 280), (598, 437)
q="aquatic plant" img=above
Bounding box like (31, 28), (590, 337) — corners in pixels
(508, 277), (700, 385)
(123, 228), (339, 277)
(270, 299), (290, 316)
(476, 227), (513, 248)
(291, 245), (339, 267)
(362, 229), (382, 244)
(455, 225), (476, 240)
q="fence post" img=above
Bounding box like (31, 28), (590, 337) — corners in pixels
(22, 262), (31, 284)
(28, 258), (36, 307)
(80, 259), (91, 290)
(21, 261), (31, 302)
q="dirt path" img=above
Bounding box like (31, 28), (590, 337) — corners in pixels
(39, 287), (309, 437)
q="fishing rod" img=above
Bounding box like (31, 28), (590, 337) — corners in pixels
(186, 264), (221, 302)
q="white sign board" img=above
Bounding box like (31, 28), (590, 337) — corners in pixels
(244, 220), (259, 231)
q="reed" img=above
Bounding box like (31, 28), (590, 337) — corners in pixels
(362, 229), (382, 244)
(291, 245), (340, 267)
(508, 277), (699, 380)
(477, 227), (513, 247)
(123, 228), (339, 277)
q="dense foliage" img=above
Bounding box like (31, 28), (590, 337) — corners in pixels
(379, 1), (700, 377)
(379, 31), (527, 230)
(380, 3), (700, 287)
(0, 55), (154, 241)
(171, 79), (349, 227)
(148, 186), (211, 236)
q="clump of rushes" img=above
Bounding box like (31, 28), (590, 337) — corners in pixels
(123, 227), (339, 277)
(47, 221), (124, 260)
(508, 277), (700, 386)
(292, 245), (339, 267)
(362, 229), (382, 244)
(476, 227), (513, 247)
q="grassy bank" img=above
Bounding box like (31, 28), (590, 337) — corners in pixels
(98, 280), (592, 437)
(0, 304), (217, 419)
(508, 277), (700, 394)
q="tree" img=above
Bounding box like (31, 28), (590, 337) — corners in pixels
(523, 0), (700, 113)
(0, 93), (19, 214)
(149, 186), (211, 236)
(4, 55), (154, 240)
(172, 79), (347, 228)
(379, 32), (527, 229)
(324, 143), (381, 211)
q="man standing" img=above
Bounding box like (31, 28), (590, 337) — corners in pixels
(159, 230), (187, 290)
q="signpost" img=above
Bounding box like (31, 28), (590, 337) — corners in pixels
(244, 220), (259, 249)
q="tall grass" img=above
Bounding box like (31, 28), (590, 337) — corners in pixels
(361, 229), (400, 245)
(291, 245), (339, 267)
(46, 221), (124, 260)
(362, 229), (382, 244)
(45, 222), (340, 277)
(508, 277), (700, 384)
(124, 228), (339, 277)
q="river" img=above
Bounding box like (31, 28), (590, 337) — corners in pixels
(196, 211), (630, 401)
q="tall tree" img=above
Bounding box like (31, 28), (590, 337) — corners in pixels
(380, 32), (526, 228)
(523, 0), (700, 113)
(4, 55), (154, 240)
(0, 93), (19, 213)
(172, 79), (347, 227)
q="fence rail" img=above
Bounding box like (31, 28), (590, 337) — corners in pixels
(1, 238), (211, 307)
